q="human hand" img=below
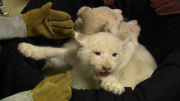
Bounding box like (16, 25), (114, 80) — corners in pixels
(151, 0), (180, 15)
(31, 71), (72, 101)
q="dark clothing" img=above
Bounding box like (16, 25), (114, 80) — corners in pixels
(1, 0), (180, 100)
(0, 38), (44, 98)
(0, 37), (68, 98)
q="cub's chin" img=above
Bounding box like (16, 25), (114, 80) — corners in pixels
(94, 72), (110, 81)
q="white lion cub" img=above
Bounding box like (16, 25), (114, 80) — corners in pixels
(18, 32), (129, 94)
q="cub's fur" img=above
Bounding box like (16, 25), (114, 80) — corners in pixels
(18, 22), (157, 94)
(74, 6), (123, 35)
(63, 6), (123, 48)
(18, 32), (129, 94)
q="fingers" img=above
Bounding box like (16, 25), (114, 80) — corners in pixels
(51, 34), (72, 39)
(39, 2), (52, 16)
(49, 20), (74, 28)
(49, 20), (74, 36)
(41, 2), (52, 10)
(52, 27), (73, 35)
(47, 9), (71, 21)
(56, 71), (72, 84)
(33, 2), (52, 23)
(151, 0), (172, 9)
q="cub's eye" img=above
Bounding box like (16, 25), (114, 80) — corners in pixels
(94, 52), (101, 56)
(112, 53), (117, 57)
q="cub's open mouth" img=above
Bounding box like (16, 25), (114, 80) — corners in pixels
(95, 72), (109, 81)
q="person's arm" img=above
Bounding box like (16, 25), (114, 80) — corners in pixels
(70, 49), (180, 101)
(0, 15), (26, 40)
(0, 2), (74, 41)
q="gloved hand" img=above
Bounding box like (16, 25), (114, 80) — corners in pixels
(151, 0), (180, 15)
(31, 71), (72, 101)
(21, 2), (74, 39)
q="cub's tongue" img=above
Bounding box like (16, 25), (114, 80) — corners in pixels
(95, 72), (109, 81)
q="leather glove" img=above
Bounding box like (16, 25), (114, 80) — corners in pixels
(151, 0), (180, 15)
(21, 2), (74, 39)
(31, 71), (72, 101)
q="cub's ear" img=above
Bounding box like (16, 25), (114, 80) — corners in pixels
(128, 20), (138, 26)
(77, 6), (92, 20)
(127, 20), (141, 35)
(74, 32), (88, 46)
(113, 9), (123, 21)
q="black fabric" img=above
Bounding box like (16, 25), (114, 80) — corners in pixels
(0, 38), (45, 98)
(71, 89), (98, 101)
(0, 35), (69, 99)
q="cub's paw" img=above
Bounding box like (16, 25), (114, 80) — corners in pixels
(18, 42), (40, 60)
(101, 79), (125, 95)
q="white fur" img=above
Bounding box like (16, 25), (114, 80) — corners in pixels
(18, 30), (157, 94)
(18, 32), (128, 94)
(18, 7), (157, 94)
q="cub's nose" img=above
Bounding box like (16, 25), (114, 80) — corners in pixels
(102, 66), (111, 71)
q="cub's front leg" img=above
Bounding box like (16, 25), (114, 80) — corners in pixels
(18, 42), (44, 60)
(18, 42), (67, 60)
(100, 75), (125, 95)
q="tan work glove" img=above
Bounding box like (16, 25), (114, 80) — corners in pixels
(31, 71), (72, 101)
(21, 2), (74, 39)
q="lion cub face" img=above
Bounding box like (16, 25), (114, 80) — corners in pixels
(74, 32), (128, 80)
